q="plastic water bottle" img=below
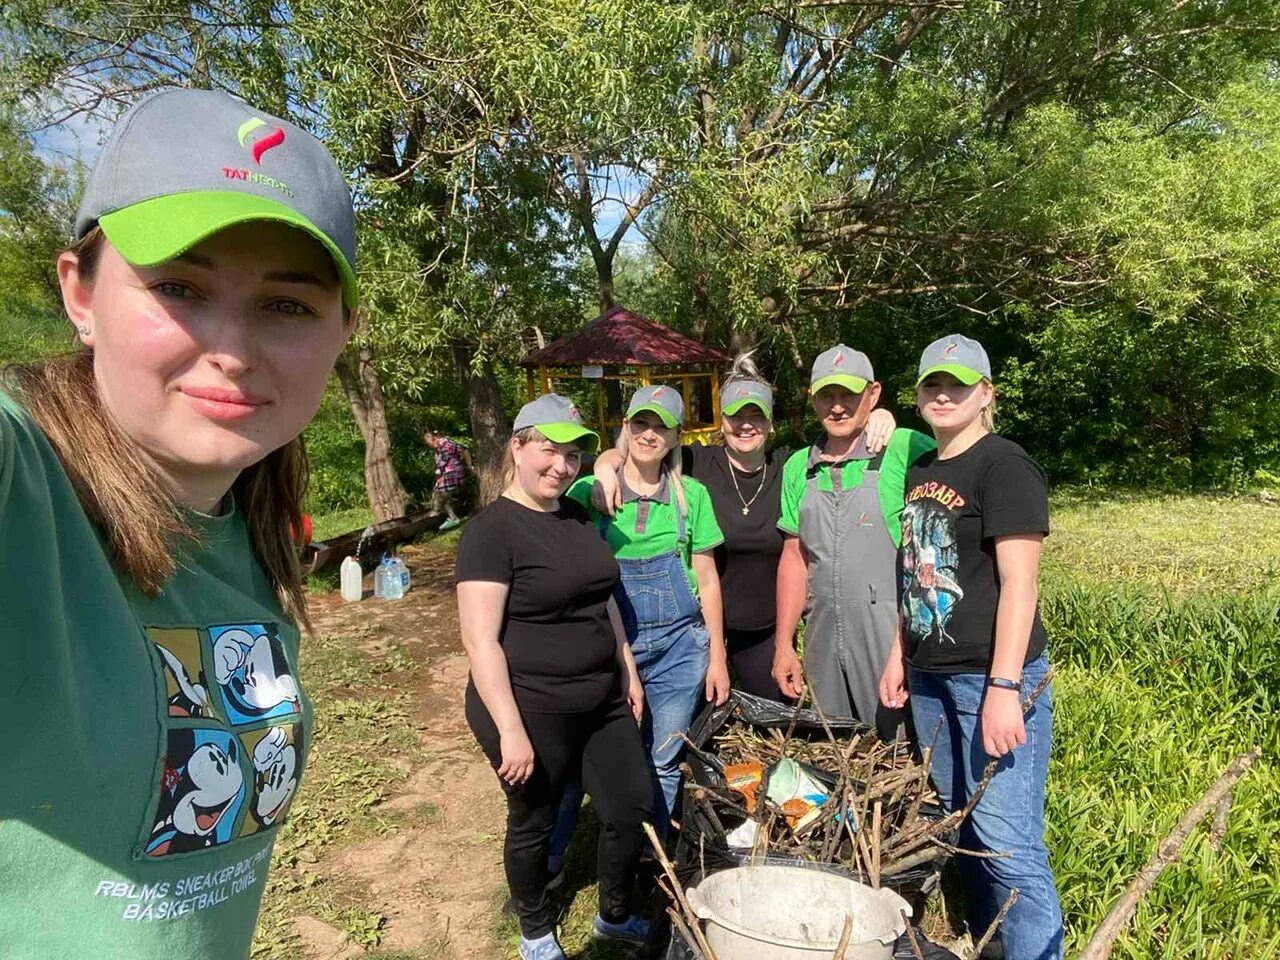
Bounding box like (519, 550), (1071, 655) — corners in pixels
(385, 557), (409, 600)
(340, 556), (363, 603)
(373, 555), (390, 599)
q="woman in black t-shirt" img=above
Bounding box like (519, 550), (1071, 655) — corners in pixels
(878, 335), (1063, 960)
(592, 354), (895, 699)
(454, 394), (652, 960)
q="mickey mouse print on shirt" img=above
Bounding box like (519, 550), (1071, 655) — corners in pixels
(142, 623), (305, 858)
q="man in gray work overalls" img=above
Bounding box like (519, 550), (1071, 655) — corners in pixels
(773, 344), (935, 739)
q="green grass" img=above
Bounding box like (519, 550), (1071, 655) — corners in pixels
(1044, 583), (1280, 957)
(1045, 490), (1280, 593)
(310, 506), (375, 543)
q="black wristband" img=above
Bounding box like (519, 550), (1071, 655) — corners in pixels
(987, 676), (1022, 692)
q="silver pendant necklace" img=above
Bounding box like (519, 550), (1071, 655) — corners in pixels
(728, 456), (767, 515)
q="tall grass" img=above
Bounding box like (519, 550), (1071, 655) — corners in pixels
(1044, 580), (1280, 957)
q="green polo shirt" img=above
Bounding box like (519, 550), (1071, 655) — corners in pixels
(778, 428), (936, 547)
(567, 471), (724, 593)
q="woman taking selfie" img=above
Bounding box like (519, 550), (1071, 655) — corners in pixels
(1, 89), (357, 958)
(880, 335), (1063, 960)
(456, 395), (652, 960)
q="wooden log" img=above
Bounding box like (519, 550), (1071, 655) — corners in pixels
(302, 511), (444, 575)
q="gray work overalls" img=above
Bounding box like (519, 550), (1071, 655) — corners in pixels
(797, 443), (907, 740)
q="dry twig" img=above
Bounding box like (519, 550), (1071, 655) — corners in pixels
(972, 889), (1018, 956)
(645, 822), (720, 960)
(1076, 749), (1261, 960)
(831, 912), (853, 959)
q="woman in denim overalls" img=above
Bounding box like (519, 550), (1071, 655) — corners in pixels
(568, 384), (729, 833)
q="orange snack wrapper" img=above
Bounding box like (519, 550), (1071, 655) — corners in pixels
(723, 761), (764, 812)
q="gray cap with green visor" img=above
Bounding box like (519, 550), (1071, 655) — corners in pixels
(512, 394), (600, 452)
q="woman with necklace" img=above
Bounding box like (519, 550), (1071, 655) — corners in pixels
(593, 354), (896, 700)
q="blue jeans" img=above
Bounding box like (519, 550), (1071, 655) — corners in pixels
(616, 550), (710, 833)
(908, 653), (1063, 960)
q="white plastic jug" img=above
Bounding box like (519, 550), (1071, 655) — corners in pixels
(340, 556), (363, 603)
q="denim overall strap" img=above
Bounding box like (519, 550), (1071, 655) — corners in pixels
(612, 549), (702, 641)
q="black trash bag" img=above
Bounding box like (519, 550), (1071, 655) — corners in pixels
(675, 690), (951, 897)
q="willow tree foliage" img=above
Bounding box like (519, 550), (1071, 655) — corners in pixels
(3, 0), (1278, 494)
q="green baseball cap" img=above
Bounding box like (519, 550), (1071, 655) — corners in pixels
(810, 343), (875, 395)
(512, 394), (600, 452)
(75, 89), (358, 309)
(626, 384), (683, 429)
(916, 334), (992, 386)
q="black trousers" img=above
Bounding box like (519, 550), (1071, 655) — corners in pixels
(726, 625), (788, 702)
(466, 688), (653, 939)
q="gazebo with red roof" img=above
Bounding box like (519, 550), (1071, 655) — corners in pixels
(521, 306), (731, 443)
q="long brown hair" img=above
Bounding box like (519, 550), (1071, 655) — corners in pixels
(7, 229), (312, 629)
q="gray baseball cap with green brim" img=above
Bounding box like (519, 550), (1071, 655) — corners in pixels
(810, 343), (875, 394)
(626, 384), (684, 429)
(512, 394), (600, 453)
(721, 379), (774, 419)
(917, 334), (992, 385)
(75, 88), (358, 309)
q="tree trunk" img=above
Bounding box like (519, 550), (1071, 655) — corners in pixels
(592, 245), (617, 311)
(334, 347), (410, 523)
(453, 342), (510, 507)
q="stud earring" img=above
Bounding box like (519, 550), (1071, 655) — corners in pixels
(76, 326), (89, 335)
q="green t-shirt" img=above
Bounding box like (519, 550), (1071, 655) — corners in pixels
(778, 428), (936, 547)
(0, 388), (312, 960)
(566, 471), (724, 593)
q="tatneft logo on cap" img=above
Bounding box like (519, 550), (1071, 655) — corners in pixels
(222, 116), (294, 198)
(942, 342), (958, 358)
(237, 117), (286, 164)
(833, 351), (845, 366)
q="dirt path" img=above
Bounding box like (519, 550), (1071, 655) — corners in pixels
(295, 543), (506, 960)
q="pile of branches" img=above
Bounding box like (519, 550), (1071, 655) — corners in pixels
(702, 725), (947, 884)
(679, 675), (1053, 887)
